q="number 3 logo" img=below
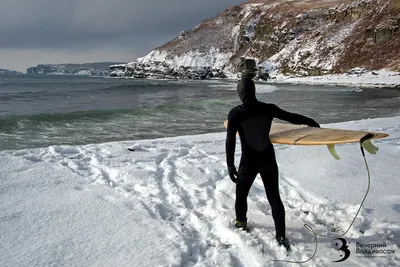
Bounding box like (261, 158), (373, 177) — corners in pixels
(333, 238), (351, 262)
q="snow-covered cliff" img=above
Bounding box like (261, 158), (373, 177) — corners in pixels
(116, 0), (399, 80)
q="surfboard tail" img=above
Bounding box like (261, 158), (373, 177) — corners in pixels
(327, 140), (380, 160)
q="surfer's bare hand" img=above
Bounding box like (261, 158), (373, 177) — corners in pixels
(228, 166), (238, 183)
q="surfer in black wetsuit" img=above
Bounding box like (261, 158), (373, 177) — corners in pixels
(225, 76), (320, 251)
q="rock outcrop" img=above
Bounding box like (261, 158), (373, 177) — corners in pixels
(117, 0), (399, 79)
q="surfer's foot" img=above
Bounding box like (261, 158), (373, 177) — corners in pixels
(277, 236), (291, 252)
(235, 219), (248, 231)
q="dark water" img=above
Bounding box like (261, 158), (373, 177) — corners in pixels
(1, 74), (399, 151)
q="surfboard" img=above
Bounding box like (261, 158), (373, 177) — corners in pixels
(223, 120), (389, 159)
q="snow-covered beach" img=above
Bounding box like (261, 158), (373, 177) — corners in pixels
(1, 112), (399, 266)
(272, 70), (400, 89)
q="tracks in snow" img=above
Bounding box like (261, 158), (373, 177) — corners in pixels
(11, 138), (399, 266)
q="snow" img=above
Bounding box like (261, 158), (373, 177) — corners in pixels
(273, 69), (400, 88)
(109, 68), (125, 77)
(109, 64), (127, 77)
(1, 115), (399, 266)
(266, 17), (360, 75)
(242, 3), (264, 19)
(231, 25), (242, 51)
(75, 69), (93, 76)
(135, 49), (232, 70)
(109, 64), (127, 68)
(244, 17), (259, 41)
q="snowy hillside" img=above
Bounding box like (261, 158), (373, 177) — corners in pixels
(1, 116), (399, 266)
(117, 0), (400, 79)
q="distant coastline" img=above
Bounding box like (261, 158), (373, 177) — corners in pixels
(26, 62), (125, 76)
(0, 69), (22, 75)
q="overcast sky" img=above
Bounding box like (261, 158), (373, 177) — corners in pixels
(0, 0), (245, 72)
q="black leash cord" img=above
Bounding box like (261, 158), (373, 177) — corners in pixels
(272, 135), (373, 264)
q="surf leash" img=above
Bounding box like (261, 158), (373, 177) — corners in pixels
(272, 134), (374, 264)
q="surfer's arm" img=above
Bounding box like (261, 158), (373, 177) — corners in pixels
(272, 104), (320, 127)
(225, 109), (239, 168)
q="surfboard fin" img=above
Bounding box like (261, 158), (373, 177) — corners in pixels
(327, 140), (379, 159)
(327, 144), (340, 160)
(362, 140), (379, 155)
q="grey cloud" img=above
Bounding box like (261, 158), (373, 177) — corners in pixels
(0, 0), (245, 71)
(0, 0), (245, 49)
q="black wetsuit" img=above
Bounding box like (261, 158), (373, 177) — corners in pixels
(226, 78), (319, 239)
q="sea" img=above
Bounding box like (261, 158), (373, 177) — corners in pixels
(1, 74), (400, 151)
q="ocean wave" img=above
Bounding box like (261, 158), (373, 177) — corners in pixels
(222, 83), (278, 93)
(256, 84), (279, 93)
(0, 91), (63, 101)
(0, 105), (226, 151)
(0, 109), (142, 125)
(89, 83), (177, 93)
(0, 80), (188, 102)
(365, 96), (400, 107)
(339, 88), (363, 92)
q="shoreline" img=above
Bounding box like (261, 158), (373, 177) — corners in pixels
(2, 115), (399, 153)
(106, 68), (400, 89)
(263, 69), (400, 89)
(4, 69), (400, 89)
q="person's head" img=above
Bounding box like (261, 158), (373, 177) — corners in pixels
(241, 58), (257, 79)
(237, 78), (256, 103)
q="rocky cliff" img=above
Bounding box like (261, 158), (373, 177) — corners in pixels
(115, 0), (399, 80)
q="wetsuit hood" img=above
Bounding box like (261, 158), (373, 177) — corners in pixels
(237, 78), (257, 103)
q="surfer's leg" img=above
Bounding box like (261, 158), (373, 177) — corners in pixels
(260, 164), (286, 239)
(235, 166), (258, 222)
